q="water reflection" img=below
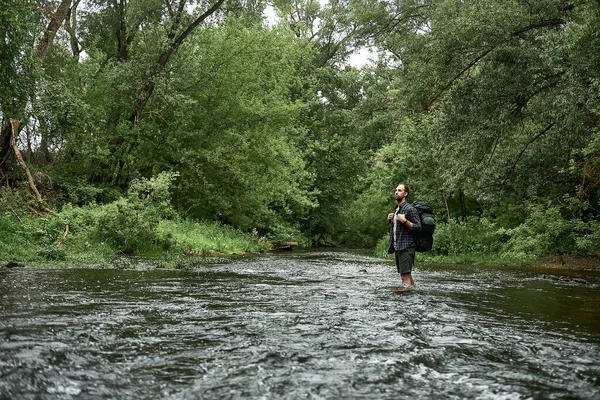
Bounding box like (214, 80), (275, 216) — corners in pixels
(1, 250), (599, 399)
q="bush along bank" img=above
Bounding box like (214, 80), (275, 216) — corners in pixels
(0, 210), (277, 269)
(0, 174), (286, 269)
(375, 210), (600, 269)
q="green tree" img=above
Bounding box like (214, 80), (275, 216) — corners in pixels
(123, 19), (317, 232)
(369, 0), (600, 220)
(270, 0), (400, 244)
(0, 0), (72, 176)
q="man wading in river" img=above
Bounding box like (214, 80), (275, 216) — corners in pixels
(387, 184), (421, 288)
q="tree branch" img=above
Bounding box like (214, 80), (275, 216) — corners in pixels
(129, 0), (226, 124)
(512, 18), (565, 39)
(65, 0), (82, 59)
(501, 121), (556, 185)
(428, 45), (496, 109)
(427, 18), (566, 109)
(168, 0), (187, 41)
(38, 0), (72, 64)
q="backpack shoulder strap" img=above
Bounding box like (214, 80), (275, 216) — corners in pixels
(398, 202), (411, 214)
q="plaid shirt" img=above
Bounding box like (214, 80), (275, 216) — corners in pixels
(389, 202), (421, 252)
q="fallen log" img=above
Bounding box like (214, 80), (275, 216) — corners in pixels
(278, 241), (299, 251)
(9, 119), (55, 215)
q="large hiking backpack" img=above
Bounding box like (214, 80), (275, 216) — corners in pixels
(412, 201), (435, 252)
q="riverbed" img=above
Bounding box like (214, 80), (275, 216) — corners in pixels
(1, 250), (599, 399)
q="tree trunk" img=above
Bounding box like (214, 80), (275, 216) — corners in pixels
(459, 190), (467, 222)
(9, 120), (40, 203)
(115, 0), (129, 61)
(65, 0), (82, 59)
(9, 119), (54, 214)
(443, 192), (451, 220)
(0, 0), (72, 176)
(0, 124), (13, 172)
(38, 0), (73, 64)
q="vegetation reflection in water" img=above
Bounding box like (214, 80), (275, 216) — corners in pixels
(1, 250), (599, 399)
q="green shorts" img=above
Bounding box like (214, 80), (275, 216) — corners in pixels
(395, 247), (415, 274)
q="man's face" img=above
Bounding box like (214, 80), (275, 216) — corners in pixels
(395, 185), (407, 201)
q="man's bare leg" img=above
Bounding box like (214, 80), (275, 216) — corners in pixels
(401, 273), (414, 287)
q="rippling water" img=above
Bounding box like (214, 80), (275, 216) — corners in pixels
(1, 250), (599, 399)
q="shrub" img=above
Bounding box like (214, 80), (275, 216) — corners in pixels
(374, 202), (599, 265)
(55, 172), (179, 256)
(374, 234), (390, 258)
(500, 203), (580, 260)
(0, 214), (35, 261)
(430, 217), (506, 257)
(156, 219), (272, 254)
(573, 220), (600, 254)
(93, 172), (178, 255)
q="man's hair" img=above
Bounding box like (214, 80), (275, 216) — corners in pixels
(398, 183), (410, 196)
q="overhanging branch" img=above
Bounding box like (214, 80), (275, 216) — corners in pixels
(427, 18), (567, 109)
(427, 45), (496, 109)
(129, 0), (226, 124)
(501, 121), (556, 185)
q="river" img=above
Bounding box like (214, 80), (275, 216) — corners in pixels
(1, 250), (599, 399)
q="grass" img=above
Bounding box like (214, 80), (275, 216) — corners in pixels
(0, 213), (272, 268)
(155, 219), (271, 255)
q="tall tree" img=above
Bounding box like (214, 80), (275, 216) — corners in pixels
(356, 0), (600, 236)
(270, 0), (395, 243)
(125, 19), (317, 230)
(0, 0), (72, 192)
(97, 0), (228, 185)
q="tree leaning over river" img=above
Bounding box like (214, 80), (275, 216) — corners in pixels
(0, 0), (598, 262)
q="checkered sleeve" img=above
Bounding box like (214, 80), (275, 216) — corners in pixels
(407, 206), (421, 233)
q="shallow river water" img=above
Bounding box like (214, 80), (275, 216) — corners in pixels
(1, 250), (599, 399)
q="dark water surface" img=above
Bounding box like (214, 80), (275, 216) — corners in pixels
(1, 250), (599, 399)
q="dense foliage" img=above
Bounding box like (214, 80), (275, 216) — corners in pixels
(1, 0), (598, 264)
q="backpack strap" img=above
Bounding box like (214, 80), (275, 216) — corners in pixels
(398, 202), (410, 214)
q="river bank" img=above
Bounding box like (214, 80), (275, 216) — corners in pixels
(2, 208), (598, 272)
(535, 254), (600, 271)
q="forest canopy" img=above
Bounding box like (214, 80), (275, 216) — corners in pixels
(1, 0), (599, 264)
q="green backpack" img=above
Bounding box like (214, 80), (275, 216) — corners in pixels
(411, 201), (436, 252)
